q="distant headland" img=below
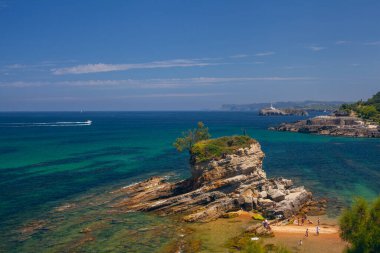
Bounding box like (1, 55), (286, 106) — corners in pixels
(258, 104), (309, 116)
(221, 100), (347, 112)
(270, 92), (380, 138)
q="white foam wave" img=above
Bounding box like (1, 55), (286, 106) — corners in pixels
(0, 120), (92, 127)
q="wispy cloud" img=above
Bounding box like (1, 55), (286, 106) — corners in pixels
(0, 76), (316, 88)
(255, 52), (275, 56)
(0, 1), (8, 10)
(307, 45), (326, 51)
(335, 40), (350, 45)
(364, 41), (380, 46)
(22, 93), (227, 102)
(119, 93), (226, 98)
(3, 62), (58, 72)
(230, 54), (249, 58)
(52, 59), (215, 75)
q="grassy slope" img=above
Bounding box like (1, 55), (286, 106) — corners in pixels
(341, 91), (380, 124)
(191, 136), (256, 163)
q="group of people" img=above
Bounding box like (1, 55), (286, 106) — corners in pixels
(298, 217), (321, 247)
(294, 213), (314, 226)
(261, 214), (322, 248)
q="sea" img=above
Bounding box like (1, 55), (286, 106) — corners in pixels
(0, 111), (379, 252)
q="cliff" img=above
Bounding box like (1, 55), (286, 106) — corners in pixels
(111, 136), (312, 222)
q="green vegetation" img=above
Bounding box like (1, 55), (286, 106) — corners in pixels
(191, 135), (256, 163)
(339, 196), (380, 253)
(173, 121), (211, 153)
(340, 91), (380, 124)
(252, 213), (265, 221)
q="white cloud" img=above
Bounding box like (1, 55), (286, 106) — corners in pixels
(255, 52), (275, 56)
(307, 46), (326, 51)
(119, 93), (226, 98)
(0, 76), (316, 89)
(22, 93), (226, 102)
(52, 59), (215, 75)
(0, 1), (7, 10)
(364, 41), (380, 46)
(335, 40), (350, 45)
(230, 54), (249, 58)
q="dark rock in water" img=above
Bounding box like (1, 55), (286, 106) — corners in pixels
(271, 114), (380, 138)
(110, 139), (312, 222)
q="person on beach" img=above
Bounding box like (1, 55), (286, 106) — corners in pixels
(316, 226), (320, 236)
(297, 217), (300, 226)
(298, 239), (303, 246)
(317, 217), (320, 226)
(264, 219), (271, 231)
(305, 228), (309, 237)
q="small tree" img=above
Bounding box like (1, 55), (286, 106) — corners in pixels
(339, 196), (380, 253)
(173, 121), (211, 153)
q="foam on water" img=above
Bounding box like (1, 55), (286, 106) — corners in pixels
(0, 120), (92, 127)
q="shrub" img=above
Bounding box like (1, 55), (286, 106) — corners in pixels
(190, 135), (256, 163)
(339, 196), (380, 253)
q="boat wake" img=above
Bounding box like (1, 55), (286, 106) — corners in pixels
(0, 120), (92, 127)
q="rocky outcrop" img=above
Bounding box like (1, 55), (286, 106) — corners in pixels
(271, 115), (380, 138)
(111, 140), (312, 222)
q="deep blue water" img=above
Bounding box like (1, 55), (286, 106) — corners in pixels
(0, 112), (379, 251)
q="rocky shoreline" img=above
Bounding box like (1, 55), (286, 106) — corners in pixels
(111, 140), (313, 222)
(270, 114), (380, 138)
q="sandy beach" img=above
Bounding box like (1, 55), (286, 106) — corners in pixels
(186, 212), (349, 253)
(265, 219), (349, 253)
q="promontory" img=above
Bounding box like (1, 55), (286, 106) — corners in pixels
(270, 91), (380, 138)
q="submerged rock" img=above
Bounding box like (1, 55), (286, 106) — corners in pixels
(111, 137), (312, 222)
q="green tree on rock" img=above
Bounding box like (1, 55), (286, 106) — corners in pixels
(339, 196), (380, 253)
(173, 121), (211, 153)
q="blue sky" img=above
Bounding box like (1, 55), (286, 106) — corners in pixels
(0, 0), (379, 111)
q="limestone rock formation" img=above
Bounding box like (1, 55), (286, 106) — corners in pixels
(111, 137), (312, 222)
(271, 115), (380, 138)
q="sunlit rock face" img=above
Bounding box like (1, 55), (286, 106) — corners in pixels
(112, 139), (312, 222)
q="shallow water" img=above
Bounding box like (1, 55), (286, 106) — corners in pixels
(0, 112), (379, 252)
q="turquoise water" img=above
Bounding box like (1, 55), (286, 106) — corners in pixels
(0, 112), (379, 252)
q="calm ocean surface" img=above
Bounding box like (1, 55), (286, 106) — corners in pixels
(0, 112), (379, 252)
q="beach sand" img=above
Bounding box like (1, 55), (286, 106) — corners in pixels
(186, 213), (348, 253)
(265, 216), (349, 253)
